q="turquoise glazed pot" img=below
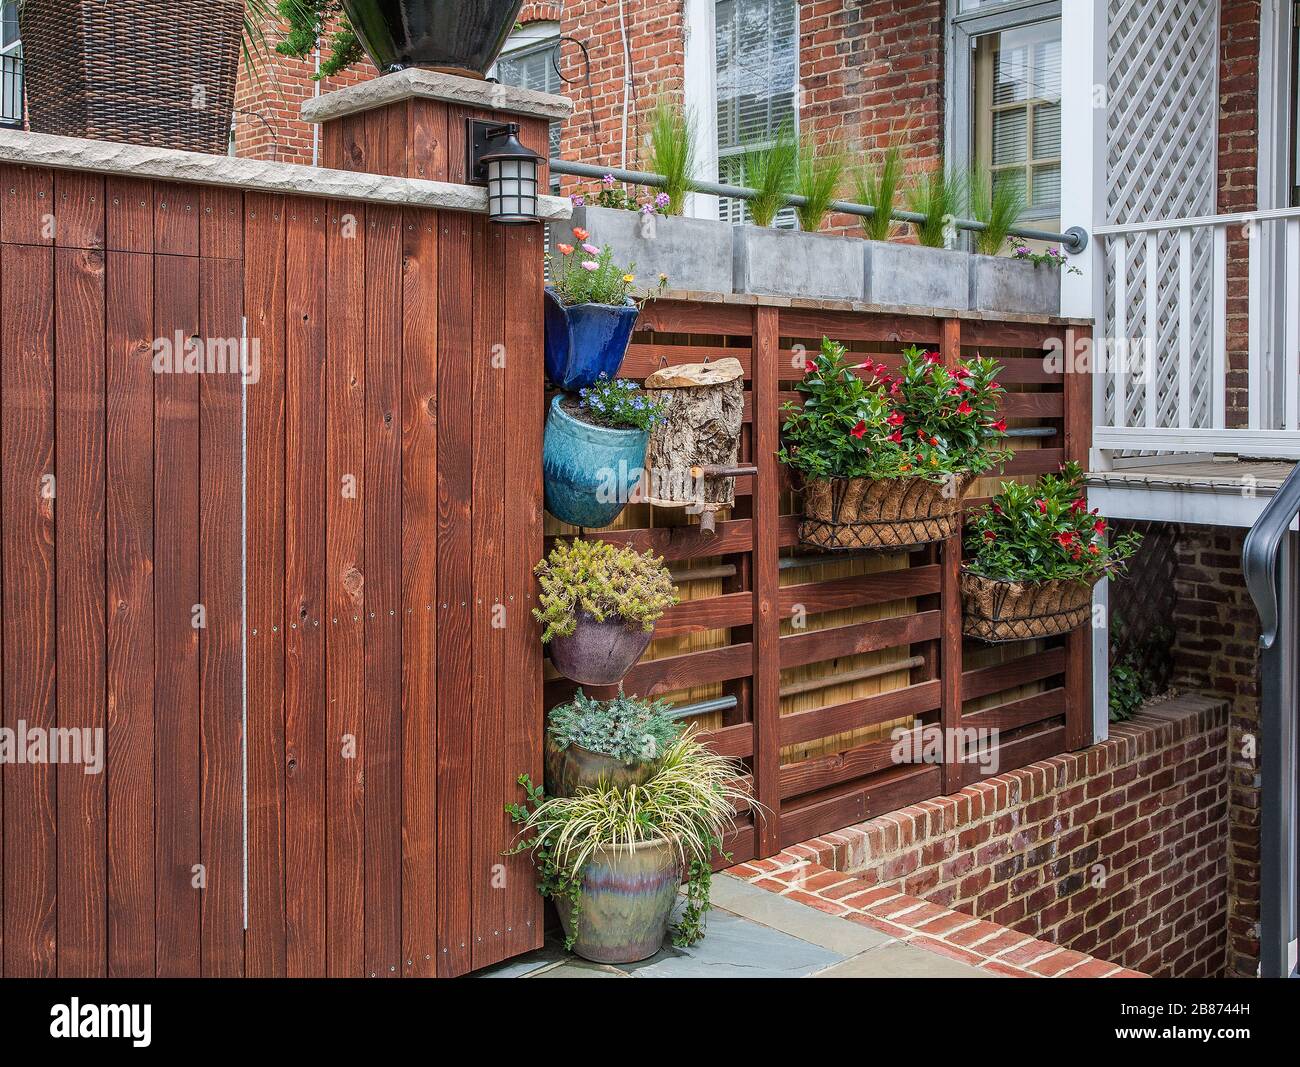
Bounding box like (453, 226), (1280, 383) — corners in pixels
(559, 838), (681, 964)
(542, 394), (648, 528)
(544, 288), (640, 391)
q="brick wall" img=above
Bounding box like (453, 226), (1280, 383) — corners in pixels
(231, 2), (948, 230)
(1169, 524), (1261, 977)
(768, 696), (1230, 978)
(1219, 0), (1261, 426)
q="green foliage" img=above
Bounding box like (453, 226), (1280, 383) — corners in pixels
(794, 133), (847, 232)
(570, 176), (670, 215)
(1009, 241), (1082, 275)
(965, 463), (1144, 583)
(853, 146), (904, 241)
(547, 689), (681, 765)
(740, 122), (798, 228)
(272, 1), (364, 80)
(778, 340), (1010, 483)
(505, 733), (748, 950)
(968, 169), (1026, 256)
(907, 167), (966, 248)
(575, 375), (666, 431)
(1108, 660), (1145, 722)
(646, 96), (698, 216)
(546, 229), (667, 307)
(533, 539), (679, 642)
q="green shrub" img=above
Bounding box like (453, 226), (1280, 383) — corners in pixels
(740, 122), (798, 228)
(547, 689), (680, 765)
(778, 339), (1010, 483)
(272, 1), (364, 80)
(533, 539), (679, 642)
(965, 464), (1143, 583)
(907, 167), (965, 248)
(1108, 660), (1146, 722)
(794, 133), (847, 232)
(853, 146), (904, 241)
(506, 732), (749, 948)
(646, 96), (698, 216)
(968, 169), (1026, 256)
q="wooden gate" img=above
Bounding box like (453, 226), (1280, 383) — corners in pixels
(0, 163), (544, 977)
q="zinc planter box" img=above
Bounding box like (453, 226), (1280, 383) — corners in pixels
(968, 255), (1062, 316)
(864, 242), (969, 311)
(556, 205), (734, 294)
(733, 227), (866, 302)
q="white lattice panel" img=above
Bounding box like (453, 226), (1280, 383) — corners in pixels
(1102, 0), (1218, 430)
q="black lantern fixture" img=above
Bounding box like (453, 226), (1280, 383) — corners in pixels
(467, 119), (545, 225)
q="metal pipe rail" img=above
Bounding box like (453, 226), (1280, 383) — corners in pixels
(549, 158), (1089, 255)
(1243, 461), (1300, 978)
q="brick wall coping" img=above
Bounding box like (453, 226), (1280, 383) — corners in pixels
(0, 130), (573, 222)
(656, 287), (1094, 328)
(301, 69), (574, 125)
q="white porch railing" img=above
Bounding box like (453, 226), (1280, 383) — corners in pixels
(1093, 207), (1300, 460)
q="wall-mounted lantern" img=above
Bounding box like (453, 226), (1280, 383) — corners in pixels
(467, 119), (544, 225)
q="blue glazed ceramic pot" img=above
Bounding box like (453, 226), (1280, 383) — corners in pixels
(542, 394), (649, 529)
(544, 288), (641, 392)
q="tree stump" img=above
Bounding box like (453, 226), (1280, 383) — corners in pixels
(643, 358), (745, 516)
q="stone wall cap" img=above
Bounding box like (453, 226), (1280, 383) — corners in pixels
(0, 128), (572, 222)
(301, 68), (574, 125)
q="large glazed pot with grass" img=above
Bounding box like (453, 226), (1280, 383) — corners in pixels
(507, 734), (749, 964)
(342, 0), (524, 77)
(544, 690), (679, 797)
(962, 464), (1142, 642)
(19, 0), (243, 153)
(534, 539), (678, 686)
(542, 388), (657, 529)
(781, 341), (1009, 550)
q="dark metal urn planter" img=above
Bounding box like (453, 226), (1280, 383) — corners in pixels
(543, 288), (641, 392)
(558, 838), (681, 964)
(542, 394), (649, 529)
(547, 611), (655, 686)
(544, 738), (661, 798)
(19, 0), (243, 154)
(343, 0), (525, 78)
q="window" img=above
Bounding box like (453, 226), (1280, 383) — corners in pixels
(949, 1), (1061, 232)
(714, 0), (797, 224)
(493, 22), (562, 192)
(1, 0), (21, 130)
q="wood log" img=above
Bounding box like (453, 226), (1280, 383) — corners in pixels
(644, 361), (745, 511)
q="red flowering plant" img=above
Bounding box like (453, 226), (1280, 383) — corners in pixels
(965, 463), (1142, 583)
(777, 339), (1011, 485)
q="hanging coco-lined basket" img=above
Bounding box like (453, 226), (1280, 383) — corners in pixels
(798, 474), (972, 550)
(960, 570), (1095, 643)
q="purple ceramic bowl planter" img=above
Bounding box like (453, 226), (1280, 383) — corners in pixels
(547, 611), (655, 686)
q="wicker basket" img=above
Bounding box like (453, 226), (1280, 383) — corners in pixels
(19, 1), (243, 155)
(960, 570), (1095, 643)
(798, 474), (972, 550)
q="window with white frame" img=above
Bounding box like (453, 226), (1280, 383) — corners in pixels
(493, 22), (562, 192)
(949, 0), (1061, 232)
(714, 0), (797, 224)
(1, 0), (22, 129)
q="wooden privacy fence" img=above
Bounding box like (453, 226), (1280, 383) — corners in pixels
(0, 157), (546, 978)
(545, 299), (1093, 865)
(0, 156), (1093, 979)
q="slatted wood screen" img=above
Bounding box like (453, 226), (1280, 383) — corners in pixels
(545, 300), (1093, 865)
(0, 162), (544, 977)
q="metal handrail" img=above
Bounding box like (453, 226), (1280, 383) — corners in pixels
(1242, 460), (1300, 978)
(549, 158), (1090, 255)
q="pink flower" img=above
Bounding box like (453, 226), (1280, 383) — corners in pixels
(886, 411), (905, 427)
(989, 418), (1007, 433)
(556, 243), (574, 255)
(581, 260), (600, 272)
(582, 243), (601, 255)
(957, 401), (974, 416)
(888, 430), (903, 443)
(924, 351), (943, 365)
(1036, 499), (1048, 514)
(850, 420), (867, 439)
